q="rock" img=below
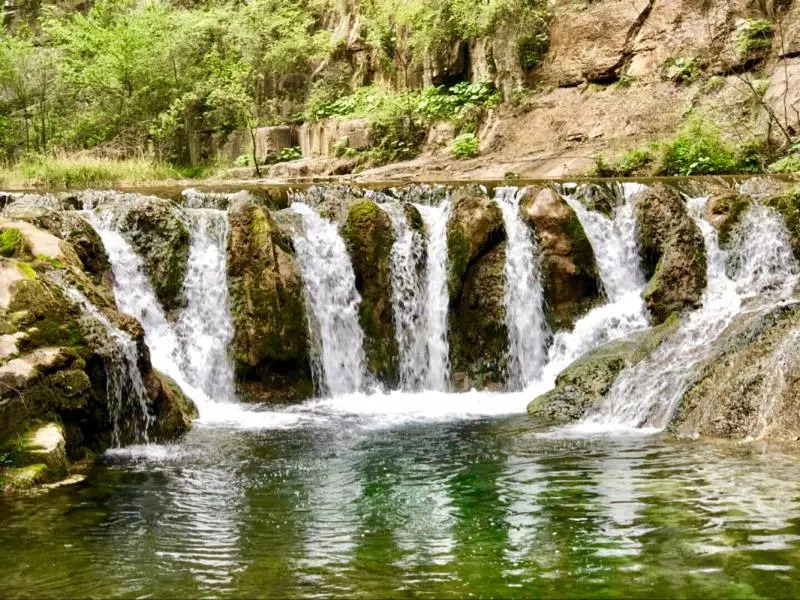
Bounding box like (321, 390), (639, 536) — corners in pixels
(763, 187), (800, 260)
(341, 200), (398, 384)
(520, 187), (600, 330)
(219, 126), (296, 164)
(763, 57), (800, 135)
(299, 118), (372, 157)
(146, 371), (197, 441)
(226, 201), (313, 403)
(705, 190), (751, 247)
(528, 315), (680, 422)
(635, 184), (707, 324)
(97, 198), (189, 311)
(0, 423), (68, 491)
(671, 303), (800, 441)
(446, 188), (509, 389)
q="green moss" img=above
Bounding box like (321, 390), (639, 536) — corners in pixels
(447, 227), (470, 300)
(764, 190), (800, 259)
(16, 262), (36, 280)
(0, 228), (27, 258)
(1, 463), (48, 491)
(36, 254), (65, 269)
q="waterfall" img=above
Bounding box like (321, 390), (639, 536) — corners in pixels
(175, 209), (236, 402)
(289, 202), (368, 396)
(414, 199), (452, 391)
(526, 185), (650, 397)
(86, 207), (236, 409)
(587, 198), (799, 430)
(64, 287), (151, 446)
(380, 202), (428, 390)
(494, 187), (549, 388)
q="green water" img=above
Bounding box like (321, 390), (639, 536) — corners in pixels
(2, 415), (800, 599)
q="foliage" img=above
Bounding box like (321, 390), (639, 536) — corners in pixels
(769, 153), (800, 173)
(657, 118), (739, 176)
(736, 19), (774, 58)
(451, 133), (480, 159)
(591, 148), (654, 177)
(275, 146), (302, 162)
(663, 57), (700, 84)
(0, 228), (25, 257)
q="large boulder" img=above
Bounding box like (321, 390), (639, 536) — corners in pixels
(635, 184), (707, 324)
(96, 197), (190, 311)
(671, 303), (800, 441)
(226, 201), (312, 403)
(528, 315), (680, 422)
(520, 187), (600, 330)
(447, 188), (508, 389)
(341, 200), (398, 384)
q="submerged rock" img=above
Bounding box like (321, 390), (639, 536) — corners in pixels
(446, 188), (508, 390)
(671, 303), (800, 441)
(342, 199), (398, 384)
(520, 186), (600, 330)
(635, 184), (707, 324)
(226, 201), (312, 403)
(96, 197), (190, 311)
(528, 316), (680, 422)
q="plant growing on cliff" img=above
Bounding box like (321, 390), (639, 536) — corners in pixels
(451, 133), (479, 159)
(658, 118), (738, 175)
(736, 19), (774, 58)
(663, 57), (701, 84)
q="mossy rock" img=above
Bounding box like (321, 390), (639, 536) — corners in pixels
(520, 187), (601, 331)
(635, 184), (706, 324)
(342, 199), (398, 384)
(764, 188), (800, 261)
(528, 315), (680, 422)
(0, 422), (69, 492)
(0, 228), (30, 259)
(227, 201), (313, 403)
(705, 191), (751, 247)
(671, 303), (800, 440)
(146, 371), (197, 441)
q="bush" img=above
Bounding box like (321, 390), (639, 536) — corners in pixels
(451, 133), (480, 159)
(663, 57), (701, 84)
(736, 19), (774, 58)
(657, 119), (738, 175)
(0, 228), (26, 258)
(275, 146), (302, 162)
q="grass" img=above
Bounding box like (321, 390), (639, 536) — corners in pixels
(0, 154), (215, 189)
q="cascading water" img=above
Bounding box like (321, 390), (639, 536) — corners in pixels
(289, 202), (368, 396)
(494, 187), (549, 388)
(586, 198), (799, 430)
(379, 202), (428, 390)
(414, 198), (452, 391)
(174, 209), (236, 402)
(526, 185), (650, 397)
(64, 287), (151, 446)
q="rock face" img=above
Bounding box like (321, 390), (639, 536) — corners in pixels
(0, 220), (195, 492)
(671, 303), (800, 441)
(447, 188), (508, 390)
(97, 198), (190, 312)
(528, 315), (679, 422)
(342, 200), (398, 384)
(226, 200), (312, 403)
(520, 187), (600, 330)
(635, 184), (707, 324)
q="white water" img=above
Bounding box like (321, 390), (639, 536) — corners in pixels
(380, 202), (428, 390)
(523, 185), (650, 399)
(583, 198), (799, 431)
(494, 187), (549, 388)
(289, 202), (368, 396)
(414, 199), (452, 391)
(64, 287), (151, 446)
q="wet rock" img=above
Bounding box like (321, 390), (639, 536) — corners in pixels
(520, 186), (600, 330)
(0, 422), (68, 492)
(672, 303), (800, 441)
(147, 372), (197, 441)
(528, 315), (680, 422)
(705, 190), (751, 247)
(97, 198), (189, 311)
(446, 188), (508, 389)
(226, 201), (312, 403)
(342, 199), (398, 384)
(635, 184), (707, 324)
(764, 187), (800, 261)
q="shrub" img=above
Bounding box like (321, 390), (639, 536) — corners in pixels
(233, 154), (253, 167)
(0, 228), (26, 258)
(770, 153), (800, 173)
(657, 119), (737, 175)
(736, 19), (774, 58)
(451, 133), (480, 159)
(275, 146), (302, 162)
(663, 57), (701, 84)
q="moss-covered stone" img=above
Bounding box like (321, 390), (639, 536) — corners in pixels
(227, 200), (312, 403)
(635, 184), (706, 324)
(520, 186), (601, 331)
(671, 303), (800, 441)
(446, 188), (508, 390)
(528, 315), (680, 422)
(342, 199), (398, 384)
(764, 188), (800, 261)
(146, 371), (197, 441)
(705, 191), (751, 247)
(98, 198), (189, 311)
(0, 228), (29, 259)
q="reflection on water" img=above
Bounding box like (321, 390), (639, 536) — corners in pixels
(3, 416), (800, 599)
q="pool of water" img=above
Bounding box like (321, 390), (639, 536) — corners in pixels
(2, 409), (800, 599)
